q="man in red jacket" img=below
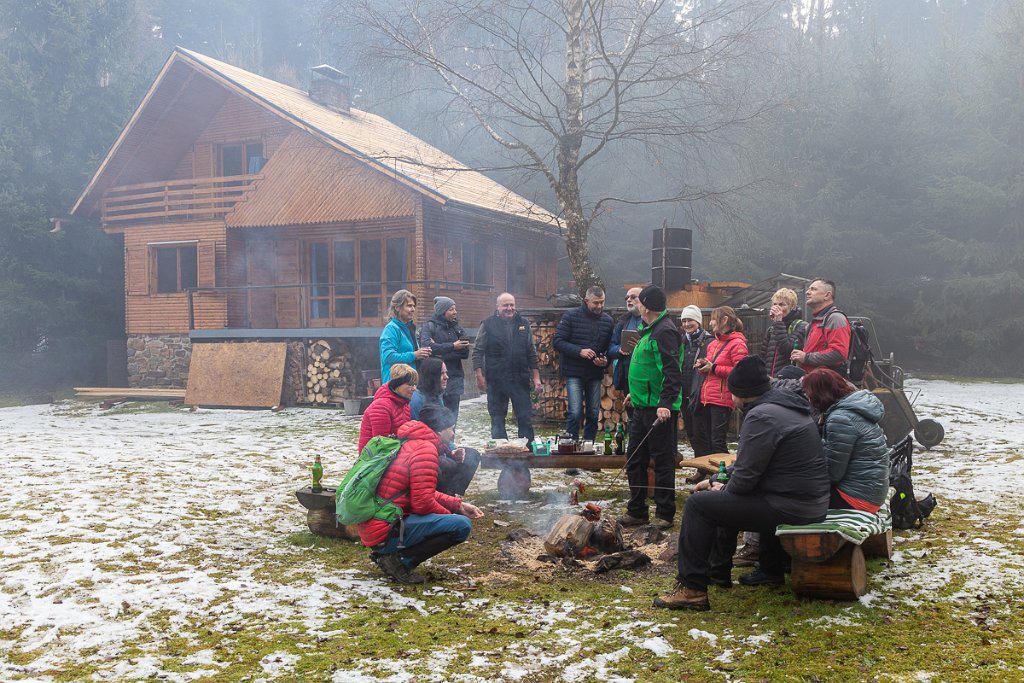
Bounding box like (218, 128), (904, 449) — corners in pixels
(361, 404), (484, 584)
(791, 278), (851, 376)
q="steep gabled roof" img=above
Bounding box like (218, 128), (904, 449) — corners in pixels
(72, 47), (561, 229)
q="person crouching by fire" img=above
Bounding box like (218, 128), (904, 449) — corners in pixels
(361, 404), (484, 584)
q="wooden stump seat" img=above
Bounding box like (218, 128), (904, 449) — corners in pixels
(295, 486), (360, 540)
(779, 528), (893, 600)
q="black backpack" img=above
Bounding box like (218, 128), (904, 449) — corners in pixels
(847, 320), (873, 383)
(822, 311), (873, 382)
(889, 436), (937, 529)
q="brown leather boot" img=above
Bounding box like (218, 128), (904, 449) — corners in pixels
(653, 583), (710, 611)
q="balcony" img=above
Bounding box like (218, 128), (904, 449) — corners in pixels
(101, 175), (261, 227)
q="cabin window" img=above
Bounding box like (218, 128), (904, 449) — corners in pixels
(220, 142), (265, 176)
(153, 244), (198, 294)
(506, 248), (532, 295)
(306, 237), (408, 322)
(333, 241), (356, 318)
(463, 242), (489, 286)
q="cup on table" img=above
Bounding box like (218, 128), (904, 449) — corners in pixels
(594, 442), (604, 455)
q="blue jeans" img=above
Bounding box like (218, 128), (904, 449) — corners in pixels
(377, 513), (472, 568)
(564, 376), (603, 441)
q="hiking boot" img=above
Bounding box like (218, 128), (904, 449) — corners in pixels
(374, 552), (425, 584)
(732, 543), (760, 568)
(653, 583), (710, 611)
(738, 569), (784, 586)
(651, 518), (673, 531)
(616, 513), (649, 527)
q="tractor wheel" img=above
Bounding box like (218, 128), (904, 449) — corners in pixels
(914, 419), (945, 450)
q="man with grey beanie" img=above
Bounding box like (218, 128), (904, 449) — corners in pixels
(419, 296), (471, 421)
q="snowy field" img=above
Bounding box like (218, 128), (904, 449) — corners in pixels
(1, 379), (1023, 681)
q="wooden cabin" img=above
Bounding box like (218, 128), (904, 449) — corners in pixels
(70, 49), (561, 389)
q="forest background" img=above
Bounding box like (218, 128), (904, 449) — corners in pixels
(1, 0), (1022, 390)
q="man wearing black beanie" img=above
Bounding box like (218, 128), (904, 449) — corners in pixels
(655, 355), (829, 610)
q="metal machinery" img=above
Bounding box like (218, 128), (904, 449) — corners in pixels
(852, 317), (945, 449)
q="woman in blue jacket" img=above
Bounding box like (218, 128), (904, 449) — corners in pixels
(379, 289), (431, 383)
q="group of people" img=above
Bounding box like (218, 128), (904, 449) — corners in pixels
(354, 279), (891, 599)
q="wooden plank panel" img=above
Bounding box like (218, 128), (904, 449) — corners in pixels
(185, 341), (287, 408)
(275, 239), (301, 328)
(198, 242), (217, 288)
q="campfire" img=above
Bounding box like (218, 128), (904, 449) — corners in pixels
(536, 501), (662, 573)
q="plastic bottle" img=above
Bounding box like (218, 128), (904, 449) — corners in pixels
(311, 454), (324, 493)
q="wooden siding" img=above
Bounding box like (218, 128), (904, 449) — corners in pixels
(122, 221), (226, 334)
(420, 203), (558, 329)
(225, 131), (419, 228)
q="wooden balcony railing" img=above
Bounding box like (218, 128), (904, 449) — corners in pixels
(101, 174), (262, 226)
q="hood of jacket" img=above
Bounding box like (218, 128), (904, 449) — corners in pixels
(749, 387), (812, 415)
(396, 419), (442, 445)
(430, 312), (458, 328)
(829, 389), (883, 423)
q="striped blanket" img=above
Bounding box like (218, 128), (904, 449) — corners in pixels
(775, 490), (894, 545)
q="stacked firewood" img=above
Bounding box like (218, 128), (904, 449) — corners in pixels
(531, 316), (628, 428)
(304, 339), (360, 404)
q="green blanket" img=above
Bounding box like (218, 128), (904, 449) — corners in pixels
(775, 489), (893, 545)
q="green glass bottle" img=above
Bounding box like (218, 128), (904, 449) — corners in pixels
(614, 422), (625, 455)
(311, 454), (324, 493)
(603, 423), (613, 454)
(715, 460), (729, 485)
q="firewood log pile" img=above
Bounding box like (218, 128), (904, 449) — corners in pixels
(302, 339), (362, 405)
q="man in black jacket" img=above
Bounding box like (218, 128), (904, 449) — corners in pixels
(472, 293), (543, 443)
(655, 356), (829, 611)
(553, 286), (614, 442)
(419, 296), (471, 421)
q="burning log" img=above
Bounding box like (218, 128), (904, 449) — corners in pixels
(543, 515), (594, 558)
(542, 503), (624, 558)
(594, 550), (651, 574)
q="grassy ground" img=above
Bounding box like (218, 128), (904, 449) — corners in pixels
(2, 386), (1023, 682)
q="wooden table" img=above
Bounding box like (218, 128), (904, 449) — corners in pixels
(481, 451), (702, 498)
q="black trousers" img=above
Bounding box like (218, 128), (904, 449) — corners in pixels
(677, 491), (823, 590)
(690, 404), (732, 456)
(437, 448), (481, 497)
(625, 407), (678, 522)
(487, 380), (535, 442)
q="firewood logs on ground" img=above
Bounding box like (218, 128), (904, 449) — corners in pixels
(536, 504), (655, 574)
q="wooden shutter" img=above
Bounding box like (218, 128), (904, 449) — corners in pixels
(198, 242), (217, 288)
(125, 247), (148, 295)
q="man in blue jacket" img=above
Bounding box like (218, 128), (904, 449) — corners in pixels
(608, 287), (643, 407)
(553, 286), (614, 442)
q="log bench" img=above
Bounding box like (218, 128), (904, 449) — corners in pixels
(295, 486), (360, 540)
(775, 499), (894, 600)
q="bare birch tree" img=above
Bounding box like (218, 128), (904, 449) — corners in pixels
(325, 0), (780, 290)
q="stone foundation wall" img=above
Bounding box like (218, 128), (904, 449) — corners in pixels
(127, 335), (191, 388)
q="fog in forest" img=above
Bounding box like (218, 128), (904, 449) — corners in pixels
(1, 0), (1022, 390)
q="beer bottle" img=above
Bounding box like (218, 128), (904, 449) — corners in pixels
(311, 454), (324, 493)
(614, 422), (625, 455)
(603, 423), (613, 454)
(715, 460), (729, 486)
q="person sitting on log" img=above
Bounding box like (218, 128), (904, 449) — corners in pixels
(361, 404), (485, 584)
(655, 356), (829, 611)
(358, 363), (417, 453)
(410, 357), (481, 496)
(802, 368), (890, 513)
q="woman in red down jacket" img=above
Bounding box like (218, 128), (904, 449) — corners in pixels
(358, 363), (417, 453)
(691, 306), (749, 455)
(361, 404), (484, 584)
